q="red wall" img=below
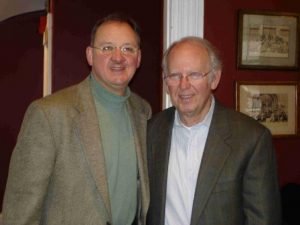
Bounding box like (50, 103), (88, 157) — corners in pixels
(204, 0), (300, 187)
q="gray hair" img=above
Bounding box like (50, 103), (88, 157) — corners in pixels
(162, 36), (222, 81)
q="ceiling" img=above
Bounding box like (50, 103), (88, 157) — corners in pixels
(0, 0), (46, 22)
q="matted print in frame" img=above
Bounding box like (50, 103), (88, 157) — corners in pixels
(236, 81), (298, 137)
(237, 10), (300, 70)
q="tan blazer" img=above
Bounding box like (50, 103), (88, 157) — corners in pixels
(147, 102), (281, 225)
(3, 77), (151, 225)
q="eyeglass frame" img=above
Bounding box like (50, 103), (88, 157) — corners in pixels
(163, 70), (212, 84)
(90, 44), (140, 56)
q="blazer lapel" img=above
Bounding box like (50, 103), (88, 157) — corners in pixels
(152, 108), (175, 225)
(190, 103), (232, 225)
(74, 78), (112, 219)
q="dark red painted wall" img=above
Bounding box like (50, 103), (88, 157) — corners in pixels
(204, 0), (300, 187)
(0, 11), (45, 211)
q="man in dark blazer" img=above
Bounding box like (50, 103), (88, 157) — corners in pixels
(147, 36), (281, 225)
(3, 13), (151, 225)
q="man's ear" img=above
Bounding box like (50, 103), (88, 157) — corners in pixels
(210, 70), (221, 90)
(162, 72), (170, 94)
(86, 46), (93, 66)
(136, 50), (142, 68)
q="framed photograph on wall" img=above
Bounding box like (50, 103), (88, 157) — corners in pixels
(236, 81), (299, 137)
(237, 10), (300, 70)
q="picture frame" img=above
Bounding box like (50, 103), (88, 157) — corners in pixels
(236, 81), (299, 137)
(237, 10), (300, 70)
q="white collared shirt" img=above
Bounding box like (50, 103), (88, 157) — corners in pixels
(165, 97), (215, 225)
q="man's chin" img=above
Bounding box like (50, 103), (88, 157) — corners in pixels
(177, 102), (195, 112)
(112, 81), (129, 88)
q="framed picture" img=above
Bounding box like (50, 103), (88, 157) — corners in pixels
(237, 10), (300, 70)
(236, 81), (299, 137)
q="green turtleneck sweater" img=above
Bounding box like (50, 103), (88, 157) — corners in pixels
(90, 75), (137, 225)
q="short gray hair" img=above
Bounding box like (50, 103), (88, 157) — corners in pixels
(162, 36), (222, 81)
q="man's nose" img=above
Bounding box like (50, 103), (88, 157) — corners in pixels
(179, 75), (191, 89)
(111, 48), (125, 61)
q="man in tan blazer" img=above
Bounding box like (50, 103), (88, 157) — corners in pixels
(147, 36), (281, 225)
(3, 13), (151, 225)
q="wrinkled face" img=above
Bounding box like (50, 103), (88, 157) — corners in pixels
(86, 21), (141, 96)
(165, 41), (221, 126)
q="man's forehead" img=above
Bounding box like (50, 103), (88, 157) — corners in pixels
(95, 21), (139, 43)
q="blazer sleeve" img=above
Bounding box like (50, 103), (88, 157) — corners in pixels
(2, 101), (56, 225)
(243, 128), (281, 225)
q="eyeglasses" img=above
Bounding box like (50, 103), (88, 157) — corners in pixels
(91, 44), (139, 56)
(164, 70), (211, 85)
